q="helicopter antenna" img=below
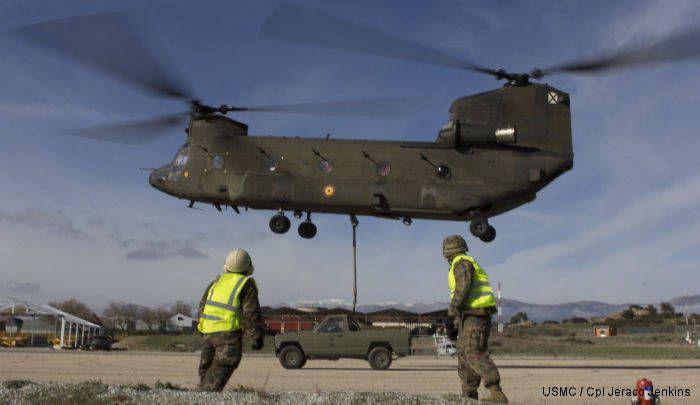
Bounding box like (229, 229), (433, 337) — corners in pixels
(361, 150), (377, 165)
(419, 153), (438, 169)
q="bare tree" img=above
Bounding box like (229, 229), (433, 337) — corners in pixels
(103, 301), (143, 332)
(140, 307), (158, 332)
(141, 306), (172, 332)
(47, 299), (93, 320)
(154, 306), (173, 332)
(170, 300), (193, 317)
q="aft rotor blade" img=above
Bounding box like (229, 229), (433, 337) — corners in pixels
(538, 24), (700, 76)
(9, 12), (192, 99)
(66, 114), (187, 145)
(231, 95), (437, 118)
(260, 3), (500, 77)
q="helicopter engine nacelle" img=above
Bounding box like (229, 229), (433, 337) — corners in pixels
(438, 83), (572, 161)
(437, 119), (516, 148)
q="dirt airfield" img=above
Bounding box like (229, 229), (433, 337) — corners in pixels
(1, 348), (699, 404)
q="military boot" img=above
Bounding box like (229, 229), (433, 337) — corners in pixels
(482, 384), (508, 403)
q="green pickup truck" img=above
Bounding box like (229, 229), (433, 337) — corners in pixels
(274, 314), (411, 370)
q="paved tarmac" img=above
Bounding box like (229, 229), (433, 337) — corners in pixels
(1, 349), (699, 404)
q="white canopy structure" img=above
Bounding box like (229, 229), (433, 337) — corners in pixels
(0, 295), (101, 348)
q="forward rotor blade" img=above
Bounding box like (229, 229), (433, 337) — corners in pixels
(260, 3), (499, 77)
(232, 95), (437, 118)
(539, 24), (700, 76)
(66, 114), (187, 145)
(9, 12), (192, 99)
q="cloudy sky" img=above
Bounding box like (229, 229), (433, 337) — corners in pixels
(1, 0), (699, 313)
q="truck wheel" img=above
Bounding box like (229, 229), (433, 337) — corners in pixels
(368, 346), (392, 370)
(279, 345), (305, 369)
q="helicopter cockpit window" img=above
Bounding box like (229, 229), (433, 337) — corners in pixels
(167, 145), (189, 181)
(376, 161), (391, 177)
(212, 155), (225, 169)
(319, 159), (333, 174)
(265, 157), (278, 172)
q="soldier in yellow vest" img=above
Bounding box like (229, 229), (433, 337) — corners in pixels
(443, 235), (508, 403)
(197, 249), (265, 392)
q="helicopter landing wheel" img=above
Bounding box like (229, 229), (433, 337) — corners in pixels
(469, 218), (490, 238)
(269, 214), (291, 234)
(298, 221), (317, 239)
(479, 226), (496, 243)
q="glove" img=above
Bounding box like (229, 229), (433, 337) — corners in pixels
(251, 337), (264, 351)
(444, 315), (458, 341)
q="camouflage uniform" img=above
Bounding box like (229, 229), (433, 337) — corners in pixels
(443, 234), (506, 403)
(198, 279), (265, 392)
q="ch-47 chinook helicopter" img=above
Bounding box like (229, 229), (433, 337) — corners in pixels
(12, 4), (700, 242)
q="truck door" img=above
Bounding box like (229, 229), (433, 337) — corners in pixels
(311, 316), (347, 356)
(345, 317), (366, 356)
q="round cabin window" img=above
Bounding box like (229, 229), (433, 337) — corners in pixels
(376, 161), (391, 177)
(265, 157), (278, 172)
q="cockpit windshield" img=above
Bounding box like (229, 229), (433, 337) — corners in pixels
(167, 144), (189, 181)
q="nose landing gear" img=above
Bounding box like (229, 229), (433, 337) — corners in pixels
(469, 217), (496, 242)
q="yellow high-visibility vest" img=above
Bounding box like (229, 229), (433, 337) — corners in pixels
(198, 273), (252, 334)
(448, 254), (496, 309)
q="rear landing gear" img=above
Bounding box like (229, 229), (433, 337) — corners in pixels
(298, 212), (317, 239)
(470, 218), (496, 243)
(270, 210), (317, 238)
(269, 213), (291, 234)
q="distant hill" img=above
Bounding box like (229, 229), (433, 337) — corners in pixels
(271, 295), (700, 322)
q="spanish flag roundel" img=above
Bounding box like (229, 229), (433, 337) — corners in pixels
(323, 184), (336, 198)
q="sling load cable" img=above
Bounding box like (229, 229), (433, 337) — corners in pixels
(350, 214), (359, 313)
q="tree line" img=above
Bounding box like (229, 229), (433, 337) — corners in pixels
(507, 301), (696, 325)
(47, 298), (194, 332)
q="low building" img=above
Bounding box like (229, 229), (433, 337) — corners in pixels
(168, 313), (196, 331)
(593, 325), (616, 337)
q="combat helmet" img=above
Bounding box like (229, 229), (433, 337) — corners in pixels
(443, 234), (468, 258)
(223, 249), (254, 275)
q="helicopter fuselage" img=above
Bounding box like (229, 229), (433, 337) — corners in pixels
(149, 83), (573, 240)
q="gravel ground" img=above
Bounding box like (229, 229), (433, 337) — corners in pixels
(3, 350), (699, 404)
(0, 381), (479, 405)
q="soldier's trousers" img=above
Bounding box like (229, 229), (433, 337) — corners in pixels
(198, 330), (243, 392)
(457, 314), (501, 396)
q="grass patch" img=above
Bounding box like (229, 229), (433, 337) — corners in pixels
(153, 380), (186, 390)
(21, 380), (128, 405)
(3, 379), (35, 389)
